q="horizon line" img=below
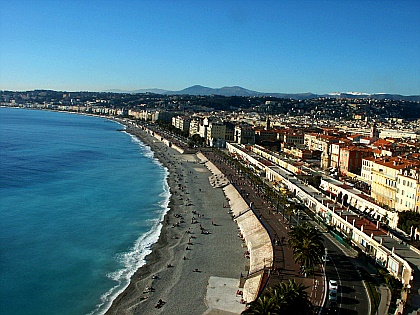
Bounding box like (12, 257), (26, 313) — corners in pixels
(1, 85), (419, 96)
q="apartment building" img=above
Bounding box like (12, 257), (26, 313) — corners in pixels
(396, 168), (420, 212)
(207, 122), (226, 147)
(281, 145), (314, 161)
(278, 130), (304, 146)
(361, 157), (375, 184)
(339, 146), (374, 175)
(172, 116), (191, 132)
(304, 133), (340, 169)
(199, 117), (210, 140)
(224, 122), (235, 142)
(255, 128), (277, 144)
(368, 156), (420, 210)
(234, 125), (255, 145)
(189, 118), (201, 137)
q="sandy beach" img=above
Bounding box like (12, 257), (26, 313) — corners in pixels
(105, 124), (248, 315)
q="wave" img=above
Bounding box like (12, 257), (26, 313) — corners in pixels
(125, 131), (170, 171)
(88, 132), (171, 315)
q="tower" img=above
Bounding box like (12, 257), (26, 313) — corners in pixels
(265, 116), (271, 131)
(370, 124), (379, 139)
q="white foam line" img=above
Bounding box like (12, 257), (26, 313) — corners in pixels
(87, 131), (171, 315)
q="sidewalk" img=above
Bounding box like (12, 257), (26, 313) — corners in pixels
(378, 284), (391, 315)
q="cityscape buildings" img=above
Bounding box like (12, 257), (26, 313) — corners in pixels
(2, 89), (420, 314)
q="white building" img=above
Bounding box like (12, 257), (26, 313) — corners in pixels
(396, 168), (420, 212)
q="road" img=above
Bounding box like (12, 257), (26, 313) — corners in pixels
(321, 232), (370, 315)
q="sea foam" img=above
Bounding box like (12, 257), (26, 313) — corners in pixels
(89, 131), (171, 315)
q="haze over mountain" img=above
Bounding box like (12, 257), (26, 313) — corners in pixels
(105, 85), (420, 101)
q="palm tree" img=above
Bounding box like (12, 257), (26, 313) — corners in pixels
(288, 223), (324, 274)
(242, 280), (313, 315)
(242, 295), (277, 315)
(274, 280), (313, 314)
(285, 202), (296, 226)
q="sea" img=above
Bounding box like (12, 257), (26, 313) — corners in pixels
(0, 107), (170, 315)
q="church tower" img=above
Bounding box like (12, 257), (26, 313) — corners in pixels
(370, 123), (379, 139)
(265, 116), (271, 131)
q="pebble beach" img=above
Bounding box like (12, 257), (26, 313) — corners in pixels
(105, 124), (248, 315)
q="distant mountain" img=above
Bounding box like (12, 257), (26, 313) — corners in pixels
(105, 85), (419, 101)
(166, 85), (263, 96)
(326, 92), (420, 102)
(106, 88), (169, 94)
(165, 85), (318, 99)
(131, 88), (169, 94)
(105, 88), (131, 93)
(170, 85), (218, 95)
(369, 94), (420, 102)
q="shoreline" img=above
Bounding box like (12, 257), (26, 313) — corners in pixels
(7, 109), (270, 314)
(105, 122), (248, 315)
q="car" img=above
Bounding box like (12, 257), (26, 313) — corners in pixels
(328, 289), (338, 301)
(329, 279), (338, 291)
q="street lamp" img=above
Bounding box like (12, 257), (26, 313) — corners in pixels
(296, 209), (300, 225)
(323, 248), (328, 267)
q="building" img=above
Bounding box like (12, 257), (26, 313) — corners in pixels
(369, 156), (420, 209)
(304, 134), (340, 169)
(234, 124), (255, 145)
(339, 146), (374, 175)
(172, 116), (191, 132)
(199, 117), (210, 140)
(254, 128), (277, 144)
(361, 157), (376, 184)
(278, 130), (305, 146)
(189, 118), (201, 137)
(207, 122), (226, 147)
(396, 167), (420, 212)
(282, 145), (314, 161)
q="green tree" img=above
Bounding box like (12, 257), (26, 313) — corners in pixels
(242, 280), (312, 315)
(242, 295), (277, 315)
(288, 223), (324, 274)
(190, 134), (205, 146)
(397, 210), (420, 236)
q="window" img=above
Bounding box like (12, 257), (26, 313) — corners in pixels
(389, 260), (398, 274)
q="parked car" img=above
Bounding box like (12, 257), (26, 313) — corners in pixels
(329, 289), (338, 301)
(329, 279), (338, 291)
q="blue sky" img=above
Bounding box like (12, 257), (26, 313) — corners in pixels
(0, 0), (419, 94)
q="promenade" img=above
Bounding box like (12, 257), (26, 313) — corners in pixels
(202, 149), (326, 312)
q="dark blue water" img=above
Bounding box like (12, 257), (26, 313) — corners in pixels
(0, 108), (169, 315)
